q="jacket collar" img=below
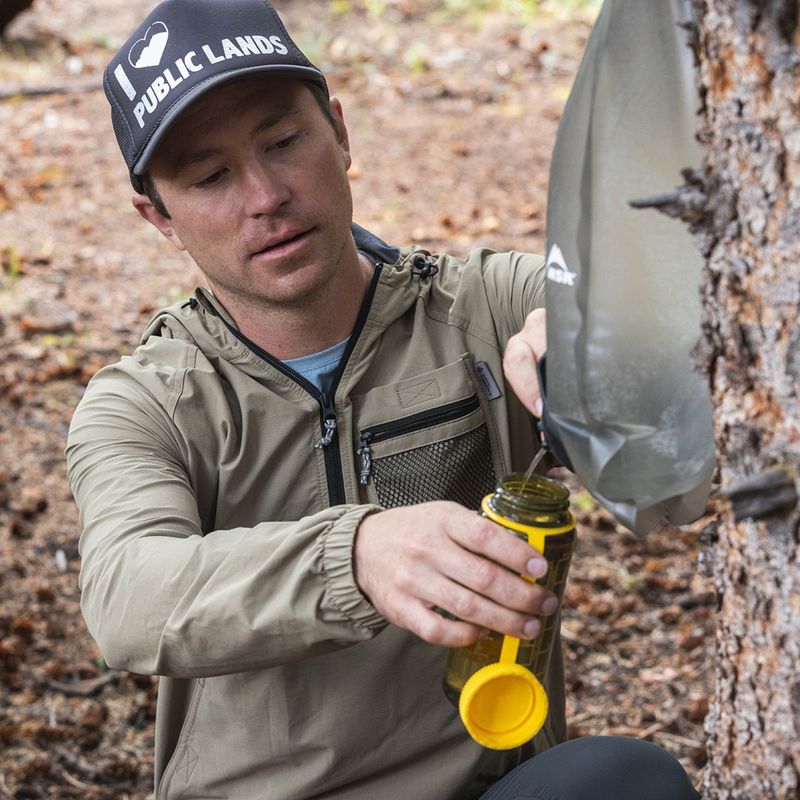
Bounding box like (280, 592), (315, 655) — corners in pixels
(351, 222), (400, 266)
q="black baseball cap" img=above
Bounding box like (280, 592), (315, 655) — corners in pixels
(104, 0), (329, 192)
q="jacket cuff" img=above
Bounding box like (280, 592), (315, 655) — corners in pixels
(321, 505), (387, 633)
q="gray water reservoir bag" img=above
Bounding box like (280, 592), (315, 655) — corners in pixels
(539, 0), (715, 535)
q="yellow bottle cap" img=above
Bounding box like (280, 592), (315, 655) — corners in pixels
(459, 661), (548, 750)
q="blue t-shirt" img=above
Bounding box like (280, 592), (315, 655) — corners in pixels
(283, 338), (349, 393)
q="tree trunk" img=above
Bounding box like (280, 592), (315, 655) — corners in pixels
(689, 2), (800, 797)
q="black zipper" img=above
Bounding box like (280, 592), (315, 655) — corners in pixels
(357, 394), (481, 485)
(216, 262), (384, 506)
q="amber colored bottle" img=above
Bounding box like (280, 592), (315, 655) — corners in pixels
(442, 473), (576, 707)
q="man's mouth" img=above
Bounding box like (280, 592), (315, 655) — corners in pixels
(251, 228), (312, 258)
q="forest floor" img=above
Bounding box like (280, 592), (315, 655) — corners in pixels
(0, 0), (715, 797)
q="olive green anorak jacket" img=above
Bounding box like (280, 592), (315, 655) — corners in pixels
(67, 226), (563, 800)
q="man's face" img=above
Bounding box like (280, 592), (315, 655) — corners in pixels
(136, 75), (356, 311)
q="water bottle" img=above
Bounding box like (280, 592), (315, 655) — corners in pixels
(443, 472), (576, 749)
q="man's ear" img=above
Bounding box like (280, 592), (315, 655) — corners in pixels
(132, 194), (186, 251)
(329, 96), (352, 171)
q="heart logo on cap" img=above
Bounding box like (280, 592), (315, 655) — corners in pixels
(128, 21), (169, 69)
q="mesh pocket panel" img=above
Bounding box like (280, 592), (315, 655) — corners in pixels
(370, 424), (497, 509)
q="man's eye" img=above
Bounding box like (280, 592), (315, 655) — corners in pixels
(273, 135), (295, 150)
(194, 170), (225, 188)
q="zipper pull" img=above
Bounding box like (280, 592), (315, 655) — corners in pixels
(316, 419), (336, 449)
(357, 432), (373, 484)
(314, 394), (337, 449)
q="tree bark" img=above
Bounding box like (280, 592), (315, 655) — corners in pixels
(689, 2), (800, 797)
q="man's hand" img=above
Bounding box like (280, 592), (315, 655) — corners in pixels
(354, 501), (558, 647)
(503, 308), (547, 418)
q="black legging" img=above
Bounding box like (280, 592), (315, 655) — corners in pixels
(480, 736), (701, 800)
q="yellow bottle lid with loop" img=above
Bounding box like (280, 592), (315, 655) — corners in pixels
(458, 633), (548, 750)
(457, 494), (575, 750)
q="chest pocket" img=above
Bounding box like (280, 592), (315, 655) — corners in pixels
(353, 355), (507, 509)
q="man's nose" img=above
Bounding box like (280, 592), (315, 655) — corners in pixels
(241, 162), (291, 217)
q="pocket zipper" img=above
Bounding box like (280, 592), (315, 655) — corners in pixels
(357, 395), (481, 485)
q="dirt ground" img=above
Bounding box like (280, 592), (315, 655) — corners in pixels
(0, 1), (715, 797)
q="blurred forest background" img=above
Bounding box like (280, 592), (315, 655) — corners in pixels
(0, 1), (716, 798)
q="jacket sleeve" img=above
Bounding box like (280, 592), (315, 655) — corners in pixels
(436, 248), (546, 351)
(67, 375), (386, 680)
(477, 250), (546, 343)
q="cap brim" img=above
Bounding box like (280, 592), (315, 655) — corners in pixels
(132, 64), (328, 177)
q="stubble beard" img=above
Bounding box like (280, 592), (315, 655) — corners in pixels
(208, 225), (356, 323)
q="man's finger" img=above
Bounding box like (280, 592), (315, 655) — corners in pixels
(450, 513), (548, 580)
(503, 334), (543, 417)
(503, 308), (546, 417)
(434, 547), (557, 624)
(521, 308), (547, 356)
(396, 598), (485, 647)
(414, 576), (545, 642)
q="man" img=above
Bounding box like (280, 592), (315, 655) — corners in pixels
(68, 1), (701, 798)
